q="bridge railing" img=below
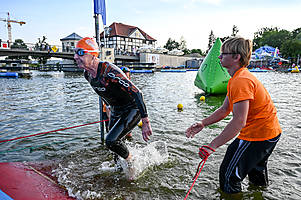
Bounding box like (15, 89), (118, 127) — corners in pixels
(0, 40), (74, 53)
(19, 43), (65, 53)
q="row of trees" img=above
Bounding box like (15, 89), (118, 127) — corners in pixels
(164, 25), (301, 62)
(164, 36), (205, 56)
(163, 25), (239, 57)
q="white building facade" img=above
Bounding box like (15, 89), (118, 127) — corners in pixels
(100, 22), (156, 56)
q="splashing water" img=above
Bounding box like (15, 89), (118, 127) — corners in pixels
(117, 141), (169, 180)
(52, 141), (169, 199)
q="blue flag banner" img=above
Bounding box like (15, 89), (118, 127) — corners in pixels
(94, 0), (106, 25)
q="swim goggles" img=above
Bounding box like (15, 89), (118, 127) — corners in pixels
(75, 48), (99, 56)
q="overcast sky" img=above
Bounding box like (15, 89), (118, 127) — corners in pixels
(1, 0), (300, 50)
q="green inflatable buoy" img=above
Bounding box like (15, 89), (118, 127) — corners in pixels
(194, 38), (231, 94)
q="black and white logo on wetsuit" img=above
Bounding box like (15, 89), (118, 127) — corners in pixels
(107, 72), (130, 88)
(93, 86), (106, 92)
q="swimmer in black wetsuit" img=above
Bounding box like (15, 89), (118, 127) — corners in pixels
(103, 67), (134, 138)
(73, 37), (152, 163)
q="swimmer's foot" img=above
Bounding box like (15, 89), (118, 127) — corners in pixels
(113, 154), (123, 172)
(126, 157), (136, 180)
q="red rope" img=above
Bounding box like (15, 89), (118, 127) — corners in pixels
(0, 120), (109, 143)
(184, 145), (215, 199)
(184, 158), (208, 200)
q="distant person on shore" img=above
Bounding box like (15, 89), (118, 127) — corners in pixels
(74, 37), (152, 171)
(186, 37), (281, 194)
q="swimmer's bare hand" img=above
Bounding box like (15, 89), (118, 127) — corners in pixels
(142, 117), (152, 142)
(185, 121), (205, 138)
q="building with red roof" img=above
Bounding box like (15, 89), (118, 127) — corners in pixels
(100, 22), (156, 56)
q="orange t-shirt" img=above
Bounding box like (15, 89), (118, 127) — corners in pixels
(227, 67), (281, 141)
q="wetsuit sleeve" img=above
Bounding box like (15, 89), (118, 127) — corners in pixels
(104, 63), (148, 118)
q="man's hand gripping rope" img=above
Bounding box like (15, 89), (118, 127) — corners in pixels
(193, 145), (215, 179)
(184, 145), (215, 200)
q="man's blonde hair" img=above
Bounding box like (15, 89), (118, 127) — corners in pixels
(222, 37), (253, 67)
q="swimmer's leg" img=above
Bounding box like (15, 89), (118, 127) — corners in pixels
(105, 108), (140, 159)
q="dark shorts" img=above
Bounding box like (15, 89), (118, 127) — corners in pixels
(219, 134), (281, 193)
(105, 104), (141, 159)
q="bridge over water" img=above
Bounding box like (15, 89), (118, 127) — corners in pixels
(0, 48), (140, 62)
(0, 48), (74, 60)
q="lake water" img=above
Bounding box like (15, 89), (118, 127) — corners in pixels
(0, 70), (300, 200)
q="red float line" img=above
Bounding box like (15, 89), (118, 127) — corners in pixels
(0, 120), (109, 143)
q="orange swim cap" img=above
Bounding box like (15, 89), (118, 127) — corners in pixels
(76, 37), (99, 57)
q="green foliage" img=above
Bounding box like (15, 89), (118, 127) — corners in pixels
(191, 49), (204, 55)
(295, 32), (301, 41)
(164, 37), (204, 56)
(253, 28), (290, 50)
(7, 39), (29, 60)
(292, 28), (301, 39)
(182, 48), (204, 56)
(179, 36), (187, 51)
(207, 30), (216, 53)
(183, 48), (191, 55)
(10, 39), (28, 49)
(253, 27), (279, 49)
(231, 25), (239, 37)
(220, 36), (230, 43)
(254, 27), (279, 38)
(163, 38), (179, 51)
(281, 39), (301, 59)
(217, 25), (239, 45)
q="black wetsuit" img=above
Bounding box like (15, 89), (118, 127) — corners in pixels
(84, 62), (148, 159)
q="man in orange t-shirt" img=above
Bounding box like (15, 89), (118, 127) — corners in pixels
(186, 37), (281, 194)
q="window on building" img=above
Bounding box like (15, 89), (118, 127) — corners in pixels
(106, 51), (111, 56)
